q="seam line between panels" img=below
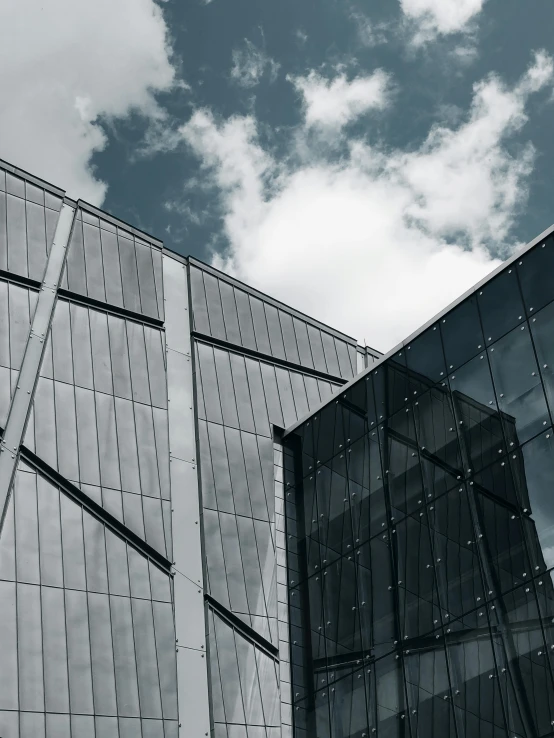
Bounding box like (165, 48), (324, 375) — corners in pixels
(19, 444), (172, 574)
(0, 203), (75, 537)
(58, 287), (164, 329)
(192, 332), (348, 385)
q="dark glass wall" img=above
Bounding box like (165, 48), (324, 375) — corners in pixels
(286, 235), (554, 738)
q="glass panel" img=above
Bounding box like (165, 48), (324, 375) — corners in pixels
(488, 323), (549, 446)
(135, 402), (161, 498)
(37, 477), (63, 588)
(108, 314), (133, 400)
(26, 199), (47, 281)
(529, 299), (554, 421)
(89, 308), (113, 395)
(7, 192), (27, 277)
(293, 318), (314, 370)
(83, 515), (109, 594)
(197, 342), (223, 424)
(250, 296), (271, 355)
(75, 386), (101, 486)
(189, 266), (210, 334)
(204, 273), (226, 340)
(136, 241), (158, 318)
(66, 216), (87, 295)
(478, 267), (525, 344)
(105, 531), (130, 596)
(0, 193), (6, 271)
(234, 287), (257, 350)
(65, 588), (94, 714)
(406, 324), (445, 385)
(224, 427), (252, 518)
(60, 493), (86, 590)
(219, 280), (242, 344)
(83, 222), (106, 302)
(335, 338), (354, 379)
(152, 600), (178, 719)
(265, 304), (286, 360)
(95, 391), (122, 490)
(100, 229), (124, 308)
(321, 331), (340, 377)
(219, 511), (249, 614)
(242, 430), (270, 521)
(42, 585), (70, 712)
(518, 236), (554, 315)
(307, 325), (327, 374)
(15, 470), (40, 584)
(449, 353), (504, 473)
(441, 295), (484, 372)
(213, 613), (246, 724)
(229, 353), (256, 433)
(70, 302), (94, 390)
(517, 431), (554, 570)
(17, 582), (44, 711)
(244, 357), (271, 437)
(115, 397), (141, 494)
(132, 598), (163, 718)
(119, 234), (141, 313)
(88, 591), (118, 715)
(144, 326), (167, 409)
(0, 581), (18, 709)
(110, 594), (140, 716)
(55, 380), (79, 482)
(214, 348), (239, 428)
(208, 421), (235, 513)
(275, 367), (296, 428)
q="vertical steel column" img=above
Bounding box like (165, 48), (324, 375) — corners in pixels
(162, 253), (210, 737)
(0, 203), (75, 536)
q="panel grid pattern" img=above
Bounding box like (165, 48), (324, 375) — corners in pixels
(189, 265), (357, 380)
(286, 233), (554, 738)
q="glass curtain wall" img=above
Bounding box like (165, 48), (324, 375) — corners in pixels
(286, 235), (554, 738)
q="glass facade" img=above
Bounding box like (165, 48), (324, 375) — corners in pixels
(284, 234), (554, 738)
(2, 155), (554, 738)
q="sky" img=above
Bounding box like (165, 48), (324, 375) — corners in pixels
(2, 0), (554, 352)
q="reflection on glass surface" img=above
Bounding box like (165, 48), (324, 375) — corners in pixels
(287, 242), (554, 737)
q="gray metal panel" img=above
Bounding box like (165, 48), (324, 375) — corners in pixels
(0, 203), (74, 535)
(162, 253), (210, 737)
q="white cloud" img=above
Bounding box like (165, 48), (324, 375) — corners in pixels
(400, 0), (486, 44)
(230, 40), (280, 89)
(289, 70), (391, 131)
(0, 0), (176, 204)
(350, 11), (390, 48)
(181, 54), (552, 352)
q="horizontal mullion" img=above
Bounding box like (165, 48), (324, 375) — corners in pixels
(58, 287), (164, 329)
(192, 331), (347, 385)
(0, 269), (41, 292)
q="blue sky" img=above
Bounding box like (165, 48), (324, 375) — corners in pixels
(2, 0), (554, 350)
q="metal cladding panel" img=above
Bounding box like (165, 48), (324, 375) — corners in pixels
(163, 254), (210, 738)
(188, 262), (357, 380)
(191, 261), (346, 738)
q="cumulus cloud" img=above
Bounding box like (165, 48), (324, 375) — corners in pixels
(289, 70), (392, 131)
(0, 0), (176, 204)
(400, 0), (486, 44)
(180, 53), (552, 352)
(230, 40), (280, 89)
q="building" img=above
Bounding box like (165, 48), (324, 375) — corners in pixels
(0, 157), (552, 738)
